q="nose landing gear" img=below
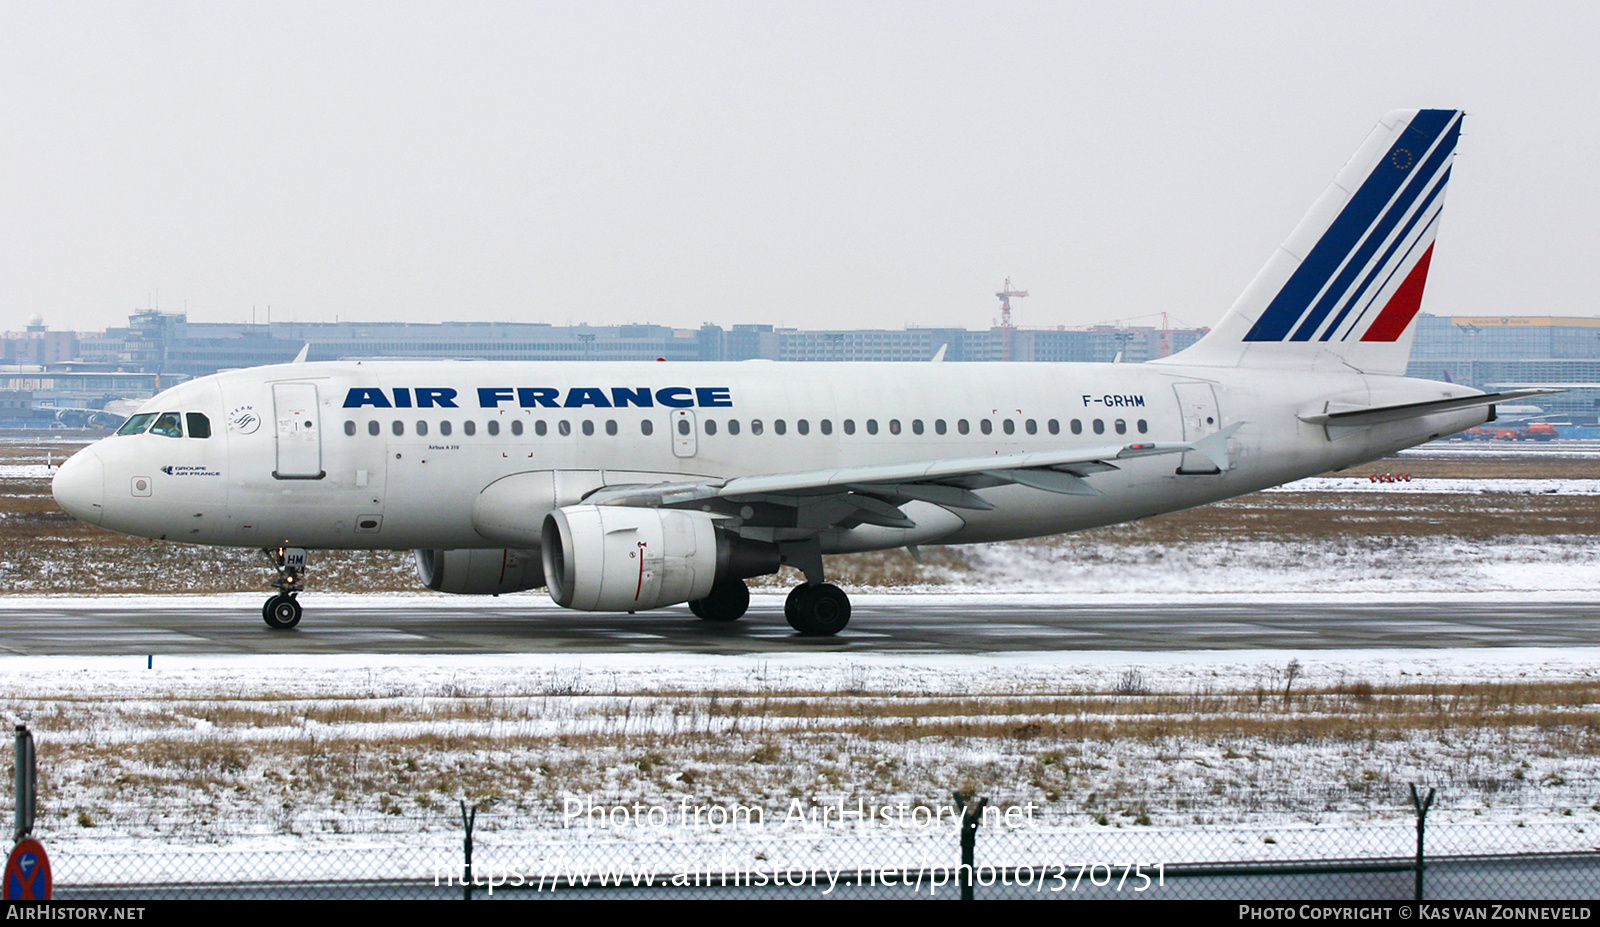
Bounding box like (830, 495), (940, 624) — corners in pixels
(263, 593), (302, 629)
(261, 547), (308, 630)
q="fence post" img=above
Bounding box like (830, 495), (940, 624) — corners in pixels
(460, 800), (477, 901)
(14, 724), (35, 844)
(1409, 784), (1436, 902)
(953, 792), (987, 901)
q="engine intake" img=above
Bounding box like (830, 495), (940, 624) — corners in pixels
(541, 505), (779, 612)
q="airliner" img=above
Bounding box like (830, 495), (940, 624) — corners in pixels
(50, 109), (1549, 635)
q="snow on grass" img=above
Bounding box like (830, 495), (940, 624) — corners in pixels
(944, 537), (1600, 594)
(1268, 477), (1600, 495)
(5, 646), (1597, 873)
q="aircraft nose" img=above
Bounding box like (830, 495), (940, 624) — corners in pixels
(52, 447), (105, 526)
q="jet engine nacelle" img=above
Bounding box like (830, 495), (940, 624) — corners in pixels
(414, 548), (545, 595)
(542, 505), (780, 612)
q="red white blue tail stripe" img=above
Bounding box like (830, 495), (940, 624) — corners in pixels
(1243, 109), (1461, 344)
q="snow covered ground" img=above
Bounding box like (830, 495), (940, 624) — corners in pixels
(4, 631), (1596, 882)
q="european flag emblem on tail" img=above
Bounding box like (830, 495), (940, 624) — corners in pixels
(1165, 109), (1465, 376)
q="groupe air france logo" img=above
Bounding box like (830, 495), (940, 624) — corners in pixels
(228, 405), (262, 434)
(161, 465), (221, 477)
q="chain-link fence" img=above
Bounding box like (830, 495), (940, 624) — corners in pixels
(34, 789), (1600, 900)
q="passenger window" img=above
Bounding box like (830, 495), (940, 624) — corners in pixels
(820, 420), (833, 435)
(605, 420), (618, 436)
(912, 420), (923, 435)
(1048, 419), (1060, 435)
(980, 420), (993, 435)
(367, 421), (380, 436)
(186, 413), (212, 439)
(512, 420), (524, 436)
(1093, 420), (1105, 435)
(392, 421), (404, 436)
(774, 419), (786, 435)
(1025, 419), (1037, 435)
(440, 421), (453, 436)
(558, 421), (571, 437)
(1071, 419), (1082, 435)
(641, 420), (653, 436)
(344, 421), (356, 437)
(581, 420), (594, 436)
(1115, 419), (1127, 435)
(843, 420), (856, 435)
(678, 419), (692, 436)
(1137, 419), (1148, 434)
(705, 419), (718, 436)
(797, 419), (810, 435)
(866, 420), (878, 435)
(751, 419), (764, 436)
(487, 420), (500, 436)
(889, 419), (901, 435)
(417, 421), (429, 436)
(935, 420), (947, 435)
(117, 413), (157, 436)
(728, 420), (741, 435)
(958, 419), (969, 435)
(463, 420), (477, 436)
(535, 421), (547, 437)
(1002, 420), (1014, 435)
(149, 412), (183, 438)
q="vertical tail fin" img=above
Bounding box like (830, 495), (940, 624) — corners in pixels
(1165, 109), (1463, 374)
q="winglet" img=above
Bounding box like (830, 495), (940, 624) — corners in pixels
(292, 343), (311, 364)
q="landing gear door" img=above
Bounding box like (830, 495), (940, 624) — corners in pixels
(1173, 382), (1222, 475)
(671, 409), (698, 458)
(273, 382), (325, 479)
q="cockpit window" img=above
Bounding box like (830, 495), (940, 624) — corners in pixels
(116, 413), (157, 436)
(186, 413), (212, 439)
(148, 412), (184, 438)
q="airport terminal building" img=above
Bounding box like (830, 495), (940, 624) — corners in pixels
(5, 310), (1599, 425)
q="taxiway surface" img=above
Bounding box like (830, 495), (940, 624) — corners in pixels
(3, 593), (1597, 655)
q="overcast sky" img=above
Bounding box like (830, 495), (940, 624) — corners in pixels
(3, 1), (1596, 335)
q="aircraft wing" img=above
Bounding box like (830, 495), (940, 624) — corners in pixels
(1297, 389), (1560, 427)
(584, 427), (1238, 530)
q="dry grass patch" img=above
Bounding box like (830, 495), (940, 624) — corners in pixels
(9, 676), (1598, 838)
(6, 443), (1600, 592)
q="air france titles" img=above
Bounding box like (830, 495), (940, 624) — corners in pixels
(343, 386), (734, 410)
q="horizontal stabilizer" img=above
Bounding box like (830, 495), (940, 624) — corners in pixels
(1298, 389), (1561, 427)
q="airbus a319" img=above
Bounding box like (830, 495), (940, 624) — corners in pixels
(51, 109), (1545, 635)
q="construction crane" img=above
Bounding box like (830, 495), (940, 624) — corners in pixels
(996, 277), (1028, 362)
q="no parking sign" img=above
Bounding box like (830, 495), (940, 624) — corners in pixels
(4, 838), (51, 900)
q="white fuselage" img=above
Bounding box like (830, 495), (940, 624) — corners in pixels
(53, 359), (1488, 554)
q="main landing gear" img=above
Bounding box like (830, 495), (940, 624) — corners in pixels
(688, 580), (751, 623)
(775, 539), (851, 636)
(261, 547), (309, 630)
(784, 583), (851, 636)
(686, 578), (851, 635)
